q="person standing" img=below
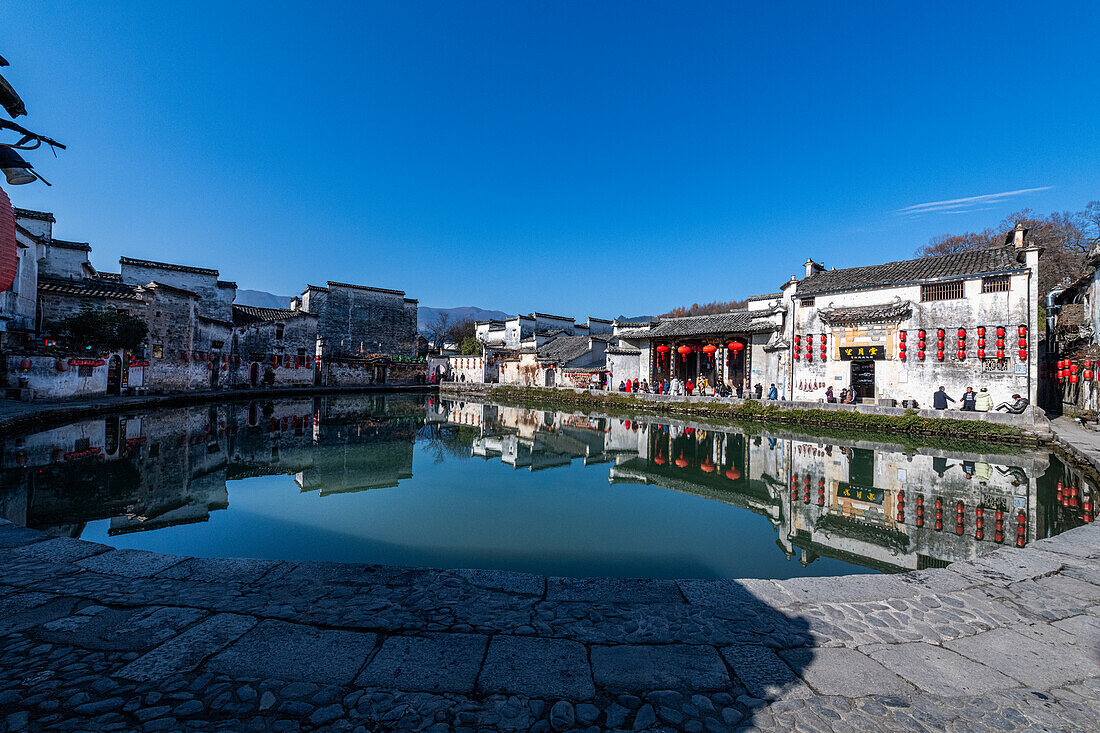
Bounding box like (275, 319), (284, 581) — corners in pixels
(960, 386), (977, 411)
(974, 387), (993, 412)
(767, 384), (778, 400)
(933, 386), (956, 410)
(754, 383), (763, 399)
(825, 386), (835, 403)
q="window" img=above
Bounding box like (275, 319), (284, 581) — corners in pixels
(920, 280), (964, 302)
(800, 297), (815, 307)
(275, 324), (285, 340)
(982, 275), (1010, 293)
(78, 365), (93, 378)
(74, 437), (90, 452)
(211, 340), (224, 349)
(152, 344), (163, 359)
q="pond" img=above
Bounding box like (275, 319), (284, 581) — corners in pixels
(0, 392), (1092, 580)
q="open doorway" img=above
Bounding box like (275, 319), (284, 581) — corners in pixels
(850, 360), (875, 401)
(106, 355), (122, 396)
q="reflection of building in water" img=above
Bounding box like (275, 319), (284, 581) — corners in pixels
(0, 394), (430, 536)
(780, 438), (1060, 571)
(436, 397), (1095, 573)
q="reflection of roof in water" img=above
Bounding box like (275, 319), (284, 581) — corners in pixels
(812, 512), (911, 554)
(787, 530), (906, 574)
(609, 461), (778, 518)
(296, 439), (414, 496)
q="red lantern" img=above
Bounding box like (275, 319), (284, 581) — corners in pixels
(898, 349), (906, 361)
(677, 345), (692, 362)
(1019, 350), (1028, 360)
(1084, 369), (1094, 380)
(898, 331), (906, 342)
(957, 339), (965, 348)
(656, 344), (670, 355)
(1071, 364), (1079, 373)
(936, 350), (944, 360)
(1018, 325), (1027, 336)
(702, 344), (717, 355)
(728, 341), (743, 351)
(977, 349), (986, 358)
(936, 329), (945, 338)
(977, 338), (985, 347)
(957, 328), (966, 338)
(918, 330), (926, 339)
(1071, 374), (1079, 384)
(1018, 338), (1026, 348)
(996, 326), (1005, 337)
(918, 350), (925, 360)
(996, 349), (1005, 359)
(996, 339), (1005, 348)
(937, 340), (945, 349)
(957, 350), (965, 360)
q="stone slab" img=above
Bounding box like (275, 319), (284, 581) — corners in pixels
(206, 619), (377, 684)
(721, 642), (810, 701)
(677, 579), (794, 610)
(947, 548), (1065, 585)
(0, 524), (47, 548)
(0, 593), (79, 635)
(590, 644), (730, 691)
(779, 574), (916, 604)
(32, 605), (207, 651)
(356, 633), (487, 693)
(778, 647), (915, 697)
(478, 635), (594, 699)
(944, 626), (1097, 688)
(454, 567), (545, 596)
(155, 557), (290, 585)
(77, 548), (187, 577)
(118, 613), (257, 681)
(13, 536), (110, 563)
(546, 576), (684, 604)
(860, 641), (1019, 695)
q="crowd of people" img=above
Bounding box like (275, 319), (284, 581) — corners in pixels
(609, 376), (1031, 415)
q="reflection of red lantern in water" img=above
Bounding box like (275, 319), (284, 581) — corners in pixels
(654, 451), (666, 465)
(675, 452), (688, 468)
(700, 458), (716, 472)
(725, 467), (741, 480)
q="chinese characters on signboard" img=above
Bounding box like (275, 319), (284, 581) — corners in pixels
(839, 344), (887, 361)
(837, 482), (884, 504)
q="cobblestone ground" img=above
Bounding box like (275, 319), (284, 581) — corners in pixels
(1, 519), (1099, 732)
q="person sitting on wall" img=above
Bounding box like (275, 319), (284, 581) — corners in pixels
(960, 386), (977, 411)
(632, 378), (640, 392)
(625, 379), (632, 393)
(641, 379), (649, 393)
(902, 396), (920, 409)
(974, 387), (993, 412)
(843, 387), (856, 404)
(618, 380), (626, 392)
(995, 393), (1030, 414)
(932, 386), (955, 410)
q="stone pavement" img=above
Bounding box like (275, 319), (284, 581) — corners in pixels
(1, 520), (1099, 732)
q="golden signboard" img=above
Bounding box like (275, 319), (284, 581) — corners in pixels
(839, 345), (886, 361)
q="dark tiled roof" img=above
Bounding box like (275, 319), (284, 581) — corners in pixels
(538, 328), (569, 338)
(233, 304), (317, 326)
(606, 345), (641, 355)
(533, 312), (573, 321)
(95, 272), (122, 282)
(38, 276), (142, 301)
(327, 281), (405, 296)
(144, 281), (200, 299)
(745, 292), (782, 302)
(817, 301), (913, 325)
(48, 239), (91, 252)
(13, 207), (54, 222)
(216, 280), (237, 289)
(798, 246), (1025, 296)
(537, 335), (595, 364)
(646, 310), (777, 338)
(120, 257), (219, 277)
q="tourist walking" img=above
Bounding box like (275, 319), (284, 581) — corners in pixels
(974, 387), (993, 412)
(825, 386), (835, 403)
(995, 394), (1030, 413)
(960, 386), (977, 411)
(932, 386), (955, 410)
(686, 379), (695, 395)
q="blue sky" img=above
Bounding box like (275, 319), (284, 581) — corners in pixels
(3, 1), (1098, 317)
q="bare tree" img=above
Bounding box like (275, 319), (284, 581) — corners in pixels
(915, 202), (1099, 294)
(427, 312), (451, 351)
(661, 299), (749, 318)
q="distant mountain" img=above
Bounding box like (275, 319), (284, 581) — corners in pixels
(417, 306), (510, 333)
(235, 289), (294, 309)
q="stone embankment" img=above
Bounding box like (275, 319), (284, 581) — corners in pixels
(441, 382), (1049, 443)
(0, 384), (436, 439)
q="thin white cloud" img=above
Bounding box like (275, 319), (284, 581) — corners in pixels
(894, 186), (1053, 216)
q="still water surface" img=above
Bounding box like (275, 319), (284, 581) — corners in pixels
(1, 393), (1091, 579)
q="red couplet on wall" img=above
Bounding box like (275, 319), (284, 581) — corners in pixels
(0, 186), (17, 293)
